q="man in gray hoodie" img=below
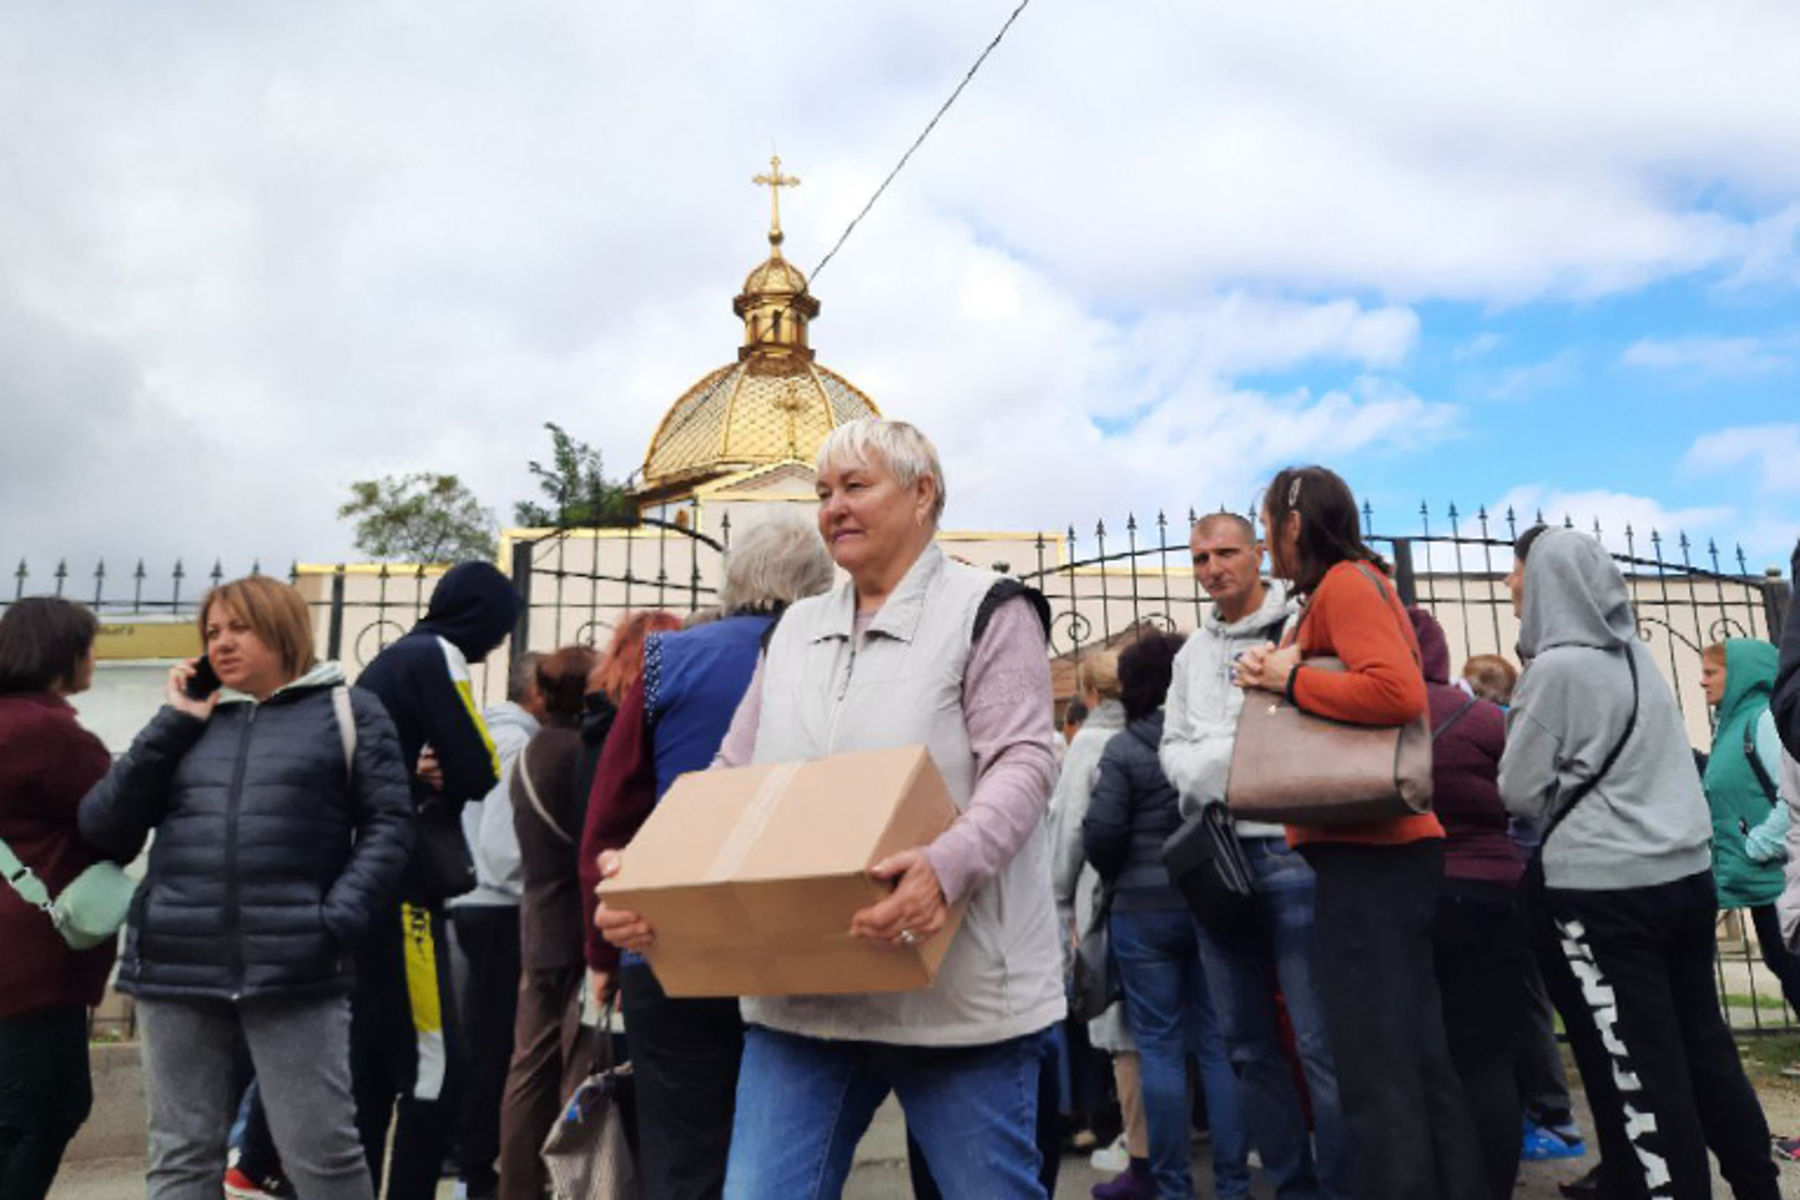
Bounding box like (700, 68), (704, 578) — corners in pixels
(1500, 526), (1777, 1200)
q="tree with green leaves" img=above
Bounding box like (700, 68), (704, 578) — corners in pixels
(513, 422), (632, 528)
(338, 472), (498, 564)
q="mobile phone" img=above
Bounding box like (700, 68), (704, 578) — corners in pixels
(184, 656), (222, 700)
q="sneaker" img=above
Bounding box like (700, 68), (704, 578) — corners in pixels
(1091, 1163), (1156, 1200)
(224, 1166), (294, 1200)
(1067, 1127), (1099, 1152)
(1558, 1164), (1604, 1200)
(1523, 1119), (1587, 1161)
(1089, 1134), (1130, 1174)
(1774, 1135), (1800, 1162)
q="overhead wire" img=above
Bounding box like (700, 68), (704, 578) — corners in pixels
(647, 1), (1035, 482)
(808, 0), (1035, 281)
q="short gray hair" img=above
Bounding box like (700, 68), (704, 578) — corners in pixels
(507, 650), (544, 702)
(815, 418), (947, 523)
(1193, 511), (1257, 543)
(718, 509), (835, 614)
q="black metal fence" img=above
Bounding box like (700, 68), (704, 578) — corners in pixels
(8, 501), (1797, 1033)
(9, 518), (731, 707)
(1018, 501), (1796, 1036)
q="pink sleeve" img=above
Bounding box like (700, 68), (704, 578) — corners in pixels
(712, 655), (765, 769)
(923, 598), (1058, 905)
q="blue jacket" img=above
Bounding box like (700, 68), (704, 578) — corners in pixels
(644, 613), (774, 798)
(79, 669), (414, 1001)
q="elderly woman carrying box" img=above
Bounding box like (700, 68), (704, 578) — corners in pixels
(598, 418), (1064, 1200)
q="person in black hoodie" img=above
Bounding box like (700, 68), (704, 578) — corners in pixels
(1775, 538), (1800, 758)
(79, 576), (414, 1200)
(345, 562), (522, 1200)
(1084, 632), (1249, 1200)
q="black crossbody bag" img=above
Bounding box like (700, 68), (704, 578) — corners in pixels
(1746, 716), (1782, 807)
(1162, 623), (1285, 942)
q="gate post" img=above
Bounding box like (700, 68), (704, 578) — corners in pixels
(510, 539), (534, 668)
(1390, 538), (1419, 606)
(325, 567), (347, 661)
(1764, 566), (1792, 642)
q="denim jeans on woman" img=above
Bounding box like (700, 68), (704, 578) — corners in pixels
(1110, 905), (1249, 1200)
(724, 1024), (1051, 1200)
(1194, 834), (1351, 1200)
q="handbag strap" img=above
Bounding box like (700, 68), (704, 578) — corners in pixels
(1348, 562), (1426, 671)
(0, 835), (55, 913)
(1432, 696), (1479, 743)
(331, 685), (356, 780)
(517, 745), (574, 846)
(1539, 646), (1641, 849)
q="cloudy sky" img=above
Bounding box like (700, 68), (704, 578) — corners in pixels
(4, 0), (1798, 587)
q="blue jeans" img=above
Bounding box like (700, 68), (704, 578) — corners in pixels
(1194, 836), (1351, 1200)
(1110, 906), (1249, 1200)
(724, 1024), (1049, 1200)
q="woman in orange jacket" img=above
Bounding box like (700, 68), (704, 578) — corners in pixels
(1234, 466), (1485, 1200)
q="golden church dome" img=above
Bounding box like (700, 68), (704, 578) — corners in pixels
(638, 157), (880, 500)
(741, 255), (809, 298)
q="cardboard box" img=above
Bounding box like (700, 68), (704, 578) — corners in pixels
(597, 744), (965, 997)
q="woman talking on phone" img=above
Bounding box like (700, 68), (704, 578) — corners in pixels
(79, 575), (414, 1200)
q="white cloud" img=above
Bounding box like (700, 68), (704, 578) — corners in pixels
(1622, 335), (1793, 376)
(1493, 485), (1733, 555)
(1, 1), (1798, 574)
(1454, 333), (1503, 362)
(1682, 423), (1800, 494)
(1488, 352), (1578, 400)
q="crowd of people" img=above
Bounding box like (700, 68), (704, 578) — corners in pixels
(2, 416), (1799, 1200)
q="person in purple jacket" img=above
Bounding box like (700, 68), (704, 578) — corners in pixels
(0, 598), (115, 1200)
(1408, 606), (1528, 1200)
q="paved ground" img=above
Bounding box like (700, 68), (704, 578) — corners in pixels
(54, 1041), (1800, 1198)
(50, 1095), (1800, 1199)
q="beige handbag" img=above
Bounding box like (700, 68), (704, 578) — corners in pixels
(1224, 566), (1434, 826)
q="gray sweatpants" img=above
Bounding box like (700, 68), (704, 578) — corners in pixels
(137, 993), (373, 1200)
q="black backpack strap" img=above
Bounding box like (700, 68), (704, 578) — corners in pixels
(758, 606), (787, 654)
(1540, 646), (1640, 848)
(1747, 714), (1781, 807)
(975, 579), (1051, 645)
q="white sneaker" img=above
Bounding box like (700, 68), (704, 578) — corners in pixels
(1090, 1134), (1130, 1174)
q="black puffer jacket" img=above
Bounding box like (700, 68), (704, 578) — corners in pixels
(1083, 711), (1185, 911)
(79, 668), (414, 1000)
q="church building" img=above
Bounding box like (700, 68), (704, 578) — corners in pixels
(631, 157), (882, 539)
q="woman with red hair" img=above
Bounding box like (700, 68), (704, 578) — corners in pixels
(575, 611), (685, 826)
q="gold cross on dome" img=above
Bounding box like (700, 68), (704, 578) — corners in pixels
(753, 154), (801, 243)
(773, 384), (804, 456)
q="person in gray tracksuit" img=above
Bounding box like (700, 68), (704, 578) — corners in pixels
(1500, 526), (1777, 1200)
